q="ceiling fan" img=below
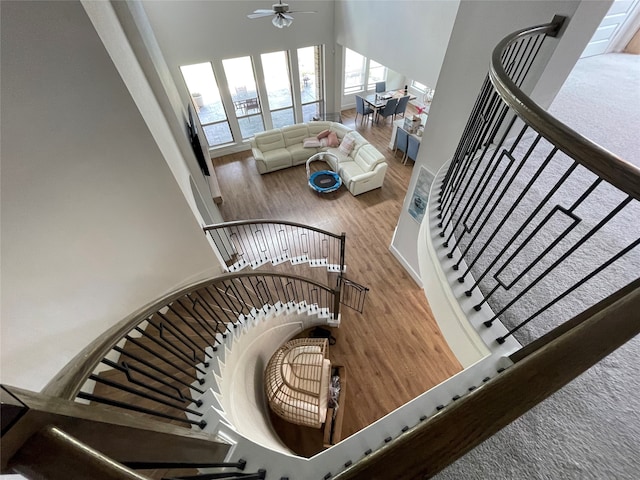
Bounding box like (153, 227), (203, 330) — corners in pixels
(248, 1), (316, 28)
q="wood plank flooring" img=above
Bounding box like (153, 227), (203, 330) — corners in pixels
(212, 106), (463, 452)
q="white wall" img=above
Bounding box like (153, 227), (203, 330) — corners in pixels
(0, 1), (220, 391)
(335, 0), (461, 89)
(83, 1), (227, 239)
(390, 0), (611, 282)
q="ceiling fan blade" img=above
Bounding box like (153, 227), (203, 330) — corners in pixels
(287, 10), (317, 14)
(248, 12), (275, 19)
(252, 9), (276, 14)
(281, 13), (294, 20)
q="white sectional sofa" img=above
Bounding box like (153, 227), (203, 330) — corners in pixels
(250, 121), (388, 196)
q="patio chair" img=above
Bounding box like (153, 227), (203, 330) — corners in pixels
(394, 95), (410, 119)
(376, 97), (398, 125)
(395, 127), (409, 162)
(245, 97), (260, 114)
(355, 95), (374, 124)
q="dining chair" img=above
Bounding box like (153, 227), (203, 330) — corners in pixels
(394, 95), (410, 119)
(395, 127), (409, 162)
(405, 134), (421, 165)
(355, 95), (374, 124)
(375, 81), (386, 93)
(376, 97), (398, 125)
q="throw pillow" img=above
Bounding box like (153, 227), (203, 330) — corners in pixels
(303, 137), (321, 148)
(339, 135), (356, 155)
(327, 132), (340, 148)
(317, 129), (331, 140)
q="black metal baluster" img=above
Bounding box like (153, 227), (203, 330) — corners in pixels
(86, 374), (204, 416)
(135, 319), (207, 375)
(473, 178), (603, 307)
(454, 142), (559, 278)
(496, 236), (640, 343)
(99, 358), (201, 406)
(76, 391), (205, 429)
(485, 196), (634, 327)
(153, 313), (210, 363)
(112, 345), (205, 393)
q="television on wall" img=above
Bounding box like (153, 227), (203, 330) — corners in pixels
(187, 103), (210, 176)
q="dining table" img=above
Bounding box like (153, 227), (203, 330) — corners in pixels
(363, 90), (417, 110)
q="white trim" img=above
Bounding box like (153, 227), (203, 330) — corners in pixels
(389, 236), (423, 287)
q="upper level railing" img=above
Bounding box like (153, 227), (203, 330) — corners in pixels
(437, 16), (640, 346)
(204, 220), (346, 275)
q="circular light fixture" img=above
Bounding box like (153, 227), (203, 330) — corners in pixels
(272, 14), (293, 28)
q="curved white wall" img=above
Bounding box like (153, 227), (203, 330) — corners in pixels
(391, 0), (611, 286)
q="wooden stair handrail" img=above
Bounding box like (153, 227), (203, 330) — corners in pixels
(489, 17), (640, 201)
(43, 272), (338, 401)
(1, 385), (229, 475)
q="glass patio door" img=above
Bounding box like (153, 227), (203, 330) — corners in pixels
(222, 56), (265, 140)
(261, 51), (294, 128)
(180, 62), (233, 147)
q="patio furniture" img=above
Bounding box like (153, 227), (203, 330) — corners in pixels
(244, 97), (260, 114)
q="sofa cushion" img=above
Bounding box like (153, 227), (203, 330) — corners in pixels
(330, 123), (351, 140)
(307, 121), (332, 136)
(303, 137), (322, 148)
(326, 132), (339, 147)
(346, 131), (368, 158)
(253, 129), (285, 151)
(288, 143), (314, 165)
(324, 147), (351, 169)
(338, 160), (365, 183)
(352, 144), (385, 172)
(262, 149), (292, 170)
(338, 135), (356, 155)
(281, 124), (310, 147)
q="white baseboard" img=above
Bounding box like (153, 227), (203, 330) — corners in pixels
(389, 243), (423, 288)
(209, 142), (252, 159)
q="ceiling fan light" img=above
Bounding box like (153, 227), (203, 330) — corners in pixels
(272, 14), (292, 28)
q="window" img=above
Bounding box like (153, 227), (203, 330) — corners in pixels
(223, 56), (265, 140)
(344, 48), (366, 94)
(367, 60), (387, 90)
(261, 51), (294, 129)
(344, 49), (388, 95)
(180, 62), (233, 147)
(411, 80), (428, 93)
(298, 46), (324, 122)
(182, 46), (325, 150)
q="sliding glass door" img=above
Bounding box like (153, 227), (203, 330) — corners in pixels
(180, 62), (233, 147)
(222, 56), (265, 140)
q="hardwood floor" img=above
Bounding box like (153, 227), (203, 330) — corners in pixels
(211, 106), (463, 453)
